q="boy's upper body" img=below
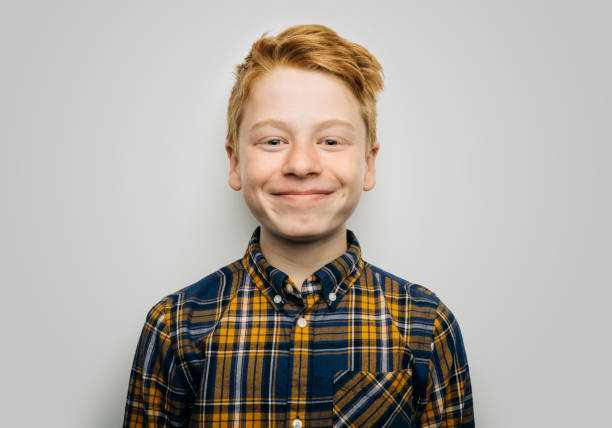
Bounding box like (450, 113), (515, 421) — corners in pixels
(123, 25), (474, 427)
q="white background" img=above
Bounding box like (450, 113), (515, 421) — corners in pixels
(2, 1), (610, 426)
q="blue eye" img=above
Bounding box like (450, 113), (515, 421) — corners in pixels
(266, 139), (282, 145)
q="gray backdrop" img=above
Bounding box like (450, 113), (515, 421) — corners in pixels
(2, 0), (610, 426)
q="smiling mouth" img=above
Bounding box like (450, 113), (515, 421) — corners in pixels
(273, 192), (333, 202)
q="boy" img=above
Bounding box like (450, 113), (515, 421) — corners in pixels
(123, 24), (474, 427)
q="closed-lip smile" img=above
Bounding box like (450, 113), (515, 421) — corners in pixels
(272, 189), (334, 202)
(274, 190), (333, 195)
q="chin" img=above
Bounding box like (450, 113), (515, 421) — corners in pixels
(269, 220), (341, 243)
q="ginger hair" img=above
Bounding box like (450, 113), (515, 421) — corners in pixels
(226, 24), (384, 157)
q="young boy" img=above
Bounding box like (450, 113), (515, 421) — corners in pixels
(123, 24), (474, 427)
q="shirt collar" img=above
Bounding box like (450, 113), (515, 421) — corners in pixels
(242, 225), (364, 310)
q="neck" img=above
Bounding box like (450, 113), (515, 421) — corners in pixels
(259, 225), (348, 288)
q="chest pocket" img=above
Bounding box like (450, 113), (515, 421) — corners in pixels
(331, 369), (415, 428)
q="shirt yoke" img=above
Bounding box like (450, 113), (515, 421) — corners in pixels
(157, 258), (448, 363)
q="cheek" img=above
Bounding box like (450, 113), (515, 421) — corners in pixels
(335, 157), (365, 187)
(241, 158), (281, 206)
(241, 154), (270, 186)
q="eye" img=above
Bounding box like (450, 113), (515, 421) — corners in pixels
(321, 139), (340, 146)
(264, 139), (284, 146)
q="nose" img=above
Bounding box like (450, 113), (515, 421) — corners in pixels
(281, 140), (322, 177)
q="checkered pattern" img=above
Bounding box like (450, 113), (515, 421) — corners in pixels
(123, 226), (474, 427)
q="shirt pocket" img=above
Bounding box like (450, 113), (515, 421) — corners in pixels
(331, 369), (415, 428)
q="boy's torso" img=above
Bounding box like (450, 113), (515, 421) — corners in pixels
(123, 227), (475, 427)
(163, 248), (441, 427)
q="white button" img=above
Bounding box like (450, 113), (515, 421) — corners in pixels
(273, 294), (282, 304)
(328, 292), (337, 302)
(292, 419), (303, 428)
(297, 317), (307, 328)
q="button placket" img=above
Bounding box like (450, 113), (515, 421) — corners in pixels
(288, 307), (312, 427)
(286, 278), (321, 427)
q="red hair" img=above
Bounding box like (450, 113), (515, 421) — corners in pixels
(226, 24), (384, 157)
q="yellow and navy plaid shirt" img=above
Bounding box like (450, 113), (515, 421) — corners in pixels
(123, 226), (474, 427)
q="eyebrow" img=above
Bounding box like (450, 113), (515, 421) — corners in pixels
(249, 118), (355, 132)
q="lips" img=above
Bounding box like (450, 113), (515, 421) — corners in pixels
(273, 190), (333, 195)
(272, 189), (334, 203)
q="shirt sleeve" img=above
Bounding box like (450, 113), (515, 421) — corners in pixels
(416, 301), (475, 427)
(123, 298), (195, 427)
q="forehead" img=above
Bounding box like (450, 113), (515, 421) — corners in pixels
(239, 66), (365, 137)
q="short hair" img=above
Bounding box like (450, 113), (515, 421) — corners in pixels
(226, 24), (384, 157)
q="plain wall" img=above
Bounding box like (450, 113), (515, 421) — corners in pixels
(2, 1), (610, 426)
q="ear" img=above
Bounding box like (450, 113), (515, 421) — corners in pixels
(363, 140), (379, 191)
(225, 140), (242, 191)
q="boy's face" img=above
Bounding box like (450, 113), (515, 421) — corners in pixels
(226, 66), (379, 242)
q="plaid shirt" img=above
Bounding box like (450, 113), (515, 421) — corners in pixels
(123, 226), (474, 427)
